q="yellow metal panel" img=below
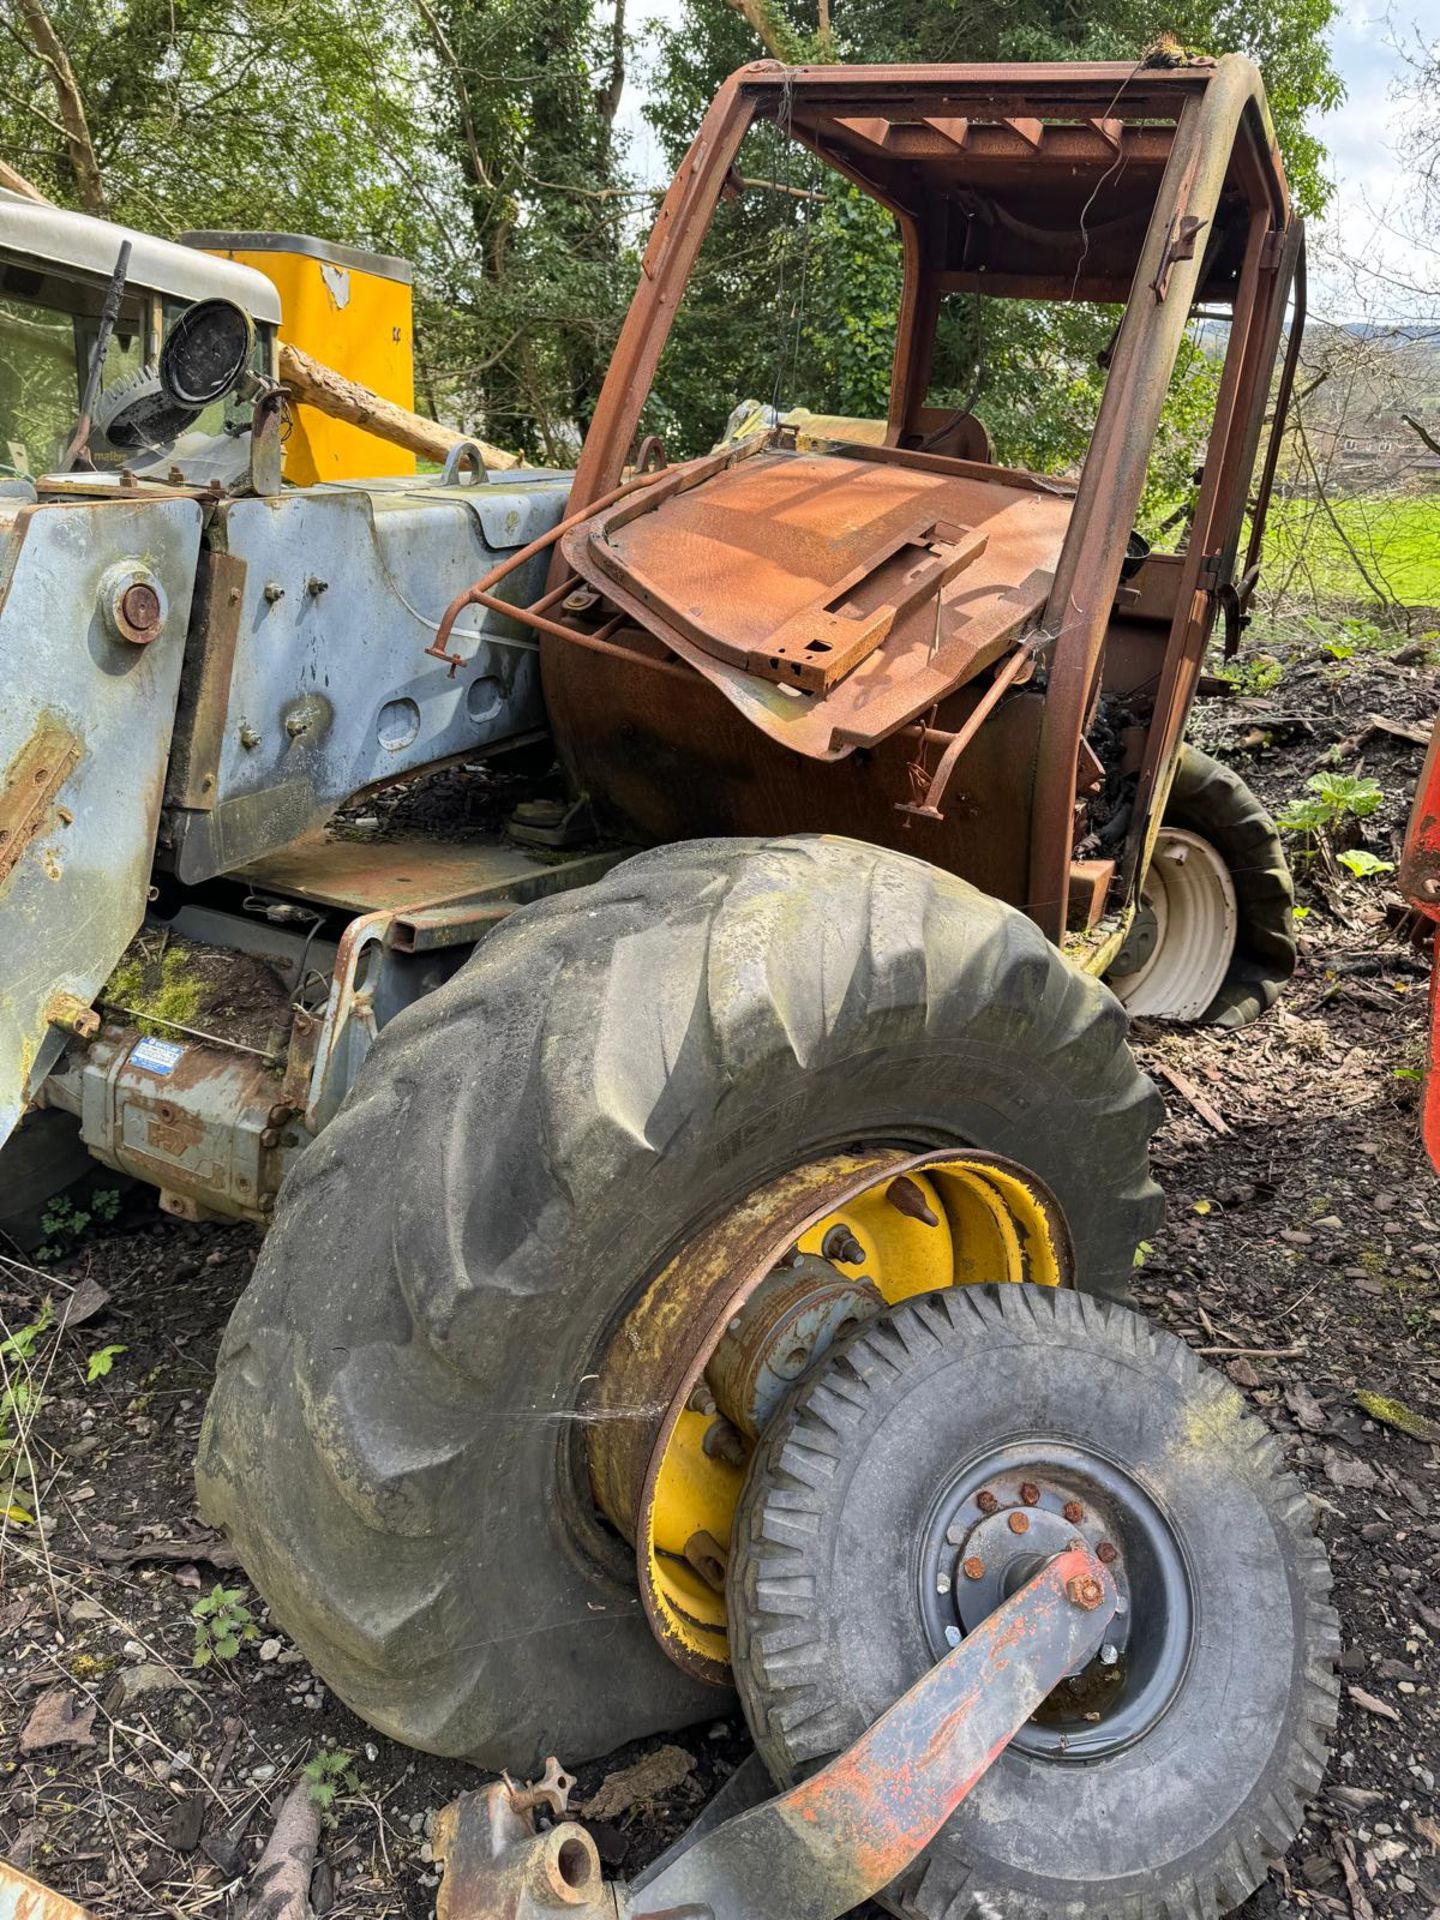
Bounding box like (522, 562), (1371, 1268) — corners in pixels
(199, 239), (416, 485)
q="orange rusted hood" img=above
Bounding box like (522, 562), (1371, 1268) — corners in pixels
(561, 441), (1072, 758)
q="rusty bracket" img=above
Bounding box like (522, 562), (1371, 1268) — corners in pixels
(435, 1545), (1114, 1920)
(896, 628), (1047, 823)
(1151, 212), (1209, 303)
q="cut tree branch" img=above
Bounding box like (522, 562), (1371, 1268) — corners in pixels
(14, 0), (105, 214)
(1402, 412), (1440, 457)
(278, 341), (521, 472)
(0, 152), (47, 200)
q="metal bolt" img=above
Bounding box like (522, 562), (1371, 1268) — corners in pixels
(945, 1522), (964, 1546)
(285, 712), (311, 738)
(1096, 1541), (1118, 1564)
(821, 1224), (867, 1266)
(1066, 1575), (1104, 1611)
(1112, 1594), (1127, 1615)
(306, 576), (329, 596)
(885, 1175), (940, 1226)
(1007, 1511), (1030, 1535)
(263, 580), (285, 604)
(936, 1573), (951, 1594)
(1019, 1482), (1040, 1506)
(268, 1104), (292, 1128)
(1063, 1500), (1085, 1524)
(119, 581), (162, 636)
(962, 1556), (986, 1581)
(1099, 1642), (1119, 1666)
(239, 723), (261, 749)
(260, 1127), (281, 1150)
(944, 1625), (961, 1647)
(976, 1489), (999, 1515)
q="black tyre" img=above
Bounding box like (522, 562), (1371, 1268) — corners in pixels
(1167, 743), (1295, 1028)
(198, 836), (1161, 1768)
(729, 1284), (1339, 1920)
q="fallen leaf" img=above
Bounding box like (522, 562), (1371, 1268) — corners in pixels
(1347, 1683), (1401, 1723)
(20, 1688), (97, 1753)
(1228, 1357), (1261, 1389)
(1285, 1383), (1329, 1432)
(104, 1661), (185, 1712)
(0, 1593), (32, 1637)
(1412, 1812), (1440, 1853)
(55, 1276), (110, 1332)
(1324, 1453), (1379, 1492)
(582, 1744), (695, 1820)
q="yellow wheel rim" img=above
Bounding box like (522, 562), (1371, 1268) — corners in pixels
(637, 1152), (1067, 1674)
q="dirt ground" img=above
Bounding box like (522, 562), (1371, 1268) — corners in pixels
(2, 622), (1438, 1920)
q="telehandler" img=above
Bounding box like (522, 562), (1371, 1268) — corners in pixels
(0, 52), (1336, 1920)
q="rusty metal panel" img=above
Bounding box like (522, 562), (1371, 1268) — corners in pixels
(564, 447), (1069, 758)
(238, 834), (623, 914)
(0, 494), (202, 1148)
(0, 1860), (92, 1920)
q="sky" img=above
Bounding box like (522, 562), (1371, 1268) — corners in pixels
(1309, 0), (1438, 319)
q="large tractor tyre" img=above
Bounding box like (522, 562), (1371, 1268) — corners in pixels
(1110, 745), (1294, 1028)
(198, 836), (1162, 1769)
(729, 1283), (1339, 1920)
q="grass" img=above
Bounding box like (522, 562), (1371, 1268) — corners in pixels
(1265, 492), (1440, 607)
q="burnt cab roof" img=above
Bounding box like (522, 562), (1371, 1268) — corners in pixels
(739, 57), (1290, 306)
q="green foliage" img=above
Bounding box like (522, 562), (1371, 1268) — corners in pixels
(86, 1344), (126, 1383)
(35, 1189), (121, 1261)
(1336, 848), (1394, 878)
(1224, 651), (1286, 695)
(192, 1584), (260, 1667)
(303, 1747), (361, 1824)
(1277, 772), (1383, 834)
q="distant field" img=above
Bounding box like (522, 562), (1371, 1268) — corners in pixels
(1264, 492), (1440, 609)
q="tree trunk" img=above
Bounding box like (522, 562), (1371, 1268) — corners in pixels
(15, 0), (106, 215)
(277, 341), (521, 472)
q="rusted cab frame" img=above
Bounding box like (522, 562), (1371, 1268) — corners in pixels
(543, 57), (1300, 942)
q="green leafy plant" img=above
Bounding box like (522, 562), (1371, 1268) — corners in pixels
(1132, 1240), (1154, 1270)
(1223, 652), (1285, 697)
(1278, 773), (1385, 883)
(36, 1189), (121, 1260)
(303, 1747), (360, 1825)
(86, 1344), (126, 1383)
(191, 1584), (260, 1667)
(1337, 848), (1394, 879)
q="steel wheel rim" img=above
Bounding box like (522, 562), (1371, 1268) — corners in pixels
(1111, 827), (1238, 1021)
(917, 1438), (1194, 1760)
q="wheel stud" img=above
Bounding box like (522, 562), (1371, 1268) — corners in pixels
(944, 1624), (961, 1647)
(821, 1225), (867, 1266)
(1063, 1499), (1085, 1523)
(1066, 1574), (1104, 1610)
(936, 1572), (951, 1594)
(1007, 1512), (1030, 1534)
(1097, 1540), (1118, 1564)
(945, 1521), (964, 1546)
(976, 1489), (999, 1514)
(1100, 1642), (1120, 1665)
(962, 1556), (986, 1580)
(1019, 1481), (1040, 1505)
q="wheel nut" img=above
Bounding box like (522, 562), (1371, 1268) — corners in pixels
(1007, 1512), (1030, 1535)
(1097, 1541), (1118, 1564)
(1063, 1500), (1085, 1524)
(1100, 1642), (1119, 1665)
(976, 1490), (999, 1515)
(821, 1224), (867, 1266)
(1019, 1482), (1040, 1506)
(1067, 1575), (1104, 1611)
(944, 1624), (961, 1647)
(945, 1522), (964, 1546)
(962, 1556), (985, 1581)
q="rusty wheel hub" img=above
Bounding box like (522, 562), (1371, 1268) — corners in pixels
(586, 1147), (1072, 1681)
(919, 1441), (1193, 1759)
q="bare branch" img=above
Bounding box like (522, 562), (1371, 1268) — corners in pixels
(12, 0), (105, 214)
(0, 151), (48, 200)
(1401, 412), (1440, 457)
(410, 0), (493, 193)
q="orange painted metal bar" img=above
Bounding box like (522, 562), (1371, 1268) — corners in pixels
(1400, 717), (1440, 1172)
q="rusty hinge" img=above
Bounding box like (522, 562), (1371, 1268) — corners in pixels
(0, 725), (82, 889)
(1260, 229), (1288, 271)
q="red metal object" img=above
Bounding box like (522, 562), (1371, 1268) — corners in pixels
(434, 1546), (1115, 1920)
(1401, 718), (1440, 1170)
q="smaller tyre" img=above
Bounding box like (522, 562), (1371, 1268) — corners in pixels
(729, 1284), (1338, 1920)
(1110, 745), (1294, 1028)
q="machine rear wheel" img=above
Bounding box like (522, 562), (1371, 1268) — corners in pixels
(729, 1283), (1339, 1920)
(198, 835), (1161, 1768)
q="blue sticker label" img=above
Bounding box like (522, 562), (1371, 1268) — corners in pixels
(128, 1036), (185, 1077)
